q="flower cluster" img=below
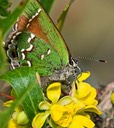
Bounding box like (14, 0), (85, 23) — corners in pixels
(5, 71), (102, 128)
(4, 100), (29, 128)
(32, 71), (102, 128)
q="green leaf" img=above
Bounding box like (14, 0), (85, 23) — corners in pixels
(0, 67), (44, 122)
(57, 0), (74, 31)
(0, 0), (30, 73)
(0, 30), (7, 74)
(0, 7), (9, 16)
(0, 48), (7, 75)
(0, 103), (17, 128)
(0, 0), (10, 7)
(0, 0), (10, 17)
(40, 0), (55, 14)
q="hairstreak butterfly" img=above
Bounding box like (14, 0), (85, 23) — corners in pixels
(5, 0), (79, 84)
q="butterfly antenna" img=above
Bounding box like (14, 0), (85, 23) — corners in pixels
(76, 57), (107, 63)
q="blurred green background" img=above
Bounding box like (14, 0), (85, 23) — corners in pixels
(3, 0), (114, 88)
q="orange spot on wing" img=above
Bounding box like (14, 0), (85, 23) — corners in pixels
(27, 17), (49, 43)
(17, 16), (29, 31)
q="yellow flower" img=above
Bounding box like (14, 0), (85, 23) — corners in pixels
(71, 71), (102, 114)
(4, 100), (29, 128)
(8, 118), (18, 128)
(67, 71), (102, 128)
(71, 72), (99, 105)
(111, 92), (114, 105)
(32, 82), (73, 128)
(32, 72), (102, 128)
(50, 104), (72, 127)
(50, 101), (95, 128)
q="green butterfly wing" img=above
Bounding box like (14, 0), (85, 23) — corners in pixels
(16, 31), (63, 76)
(7, 0), (69, 76)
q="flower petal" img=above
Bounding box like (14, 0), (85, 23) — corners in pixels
(50, 104), (72, 127)
(58, 96), (73, 106)
(69, 115), (95, 128)
(4, 100), (13, 107)
(47, 82), (61, 103)
(111, 92), (114, 104)
(84, 105), (102, 115)
(69, 122), (84, 128)
(50, 104), (67, 121)
(8, 118), (18, 128)
(74, 101), (85, 113)
(39, 101), (51, 110)
(32, 111), (49, 128)
(65, 102), (76, 115)
(48, 117), (58, 128)
(77, 71), (90, 82)
(75, 82), (92, 98)
(4, 100), (22, 113)
(16, 111), (29, 125)
(71, 72), (91, 97)
(80, 87), (97, 105)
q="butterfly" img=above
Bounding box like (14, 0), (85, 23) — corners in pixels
(5, 0), (79, 84)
